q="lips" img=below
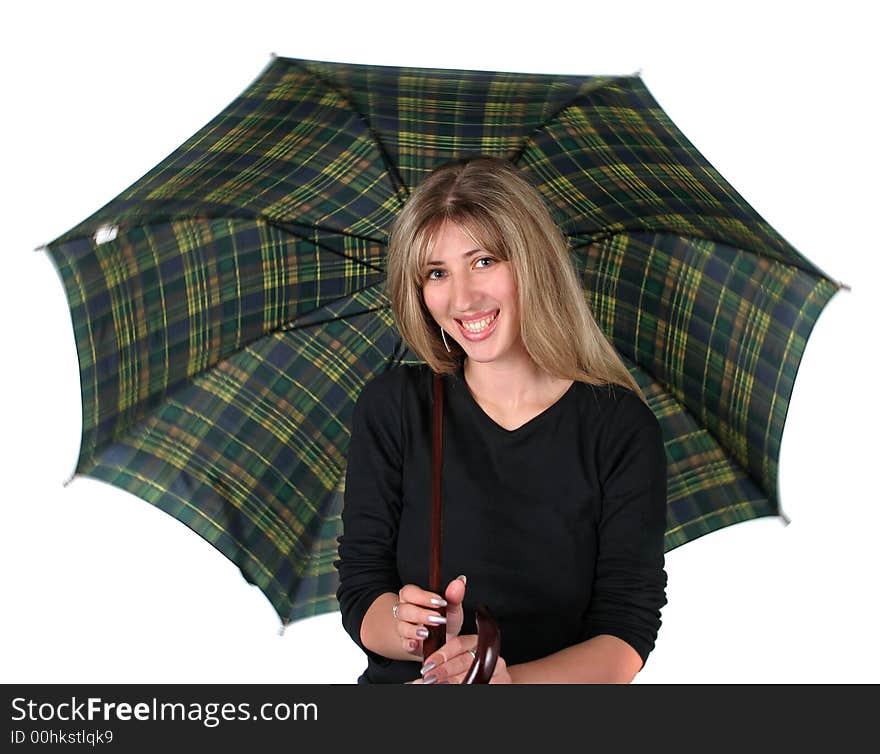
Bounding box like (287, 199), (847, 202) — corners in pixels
(455, 309), (500, 326)
(455, 309), (500, 340)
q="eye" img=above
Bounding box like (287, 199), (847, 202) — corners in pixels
(424, 257), (495, 282)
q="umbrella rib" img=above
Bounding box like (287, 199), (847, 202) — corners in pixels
(50, 213), (390, 252)
(507, 74), (636, 166)
(276, 302), (390, 333)
(506, 74), (844, 285)
(627, 364), (784, 518)
(287, 58), (410, 210)
(266, 219), (387, 276)
(267, 218), (387, 246)
(565, 227), (842, 284)
(89, 298), (393, 462)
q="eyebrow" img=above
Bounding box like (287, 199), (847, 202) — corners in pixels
(425, 249), (484, 267)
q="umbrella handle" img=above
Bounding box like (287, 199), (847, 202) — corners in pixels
(421, 603), (500, 684)
(462, 604), (500, 684)
(427, 372), (500, 683)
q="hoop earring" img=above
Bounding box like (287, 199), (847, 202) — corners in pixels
(441, 327), (452, 352)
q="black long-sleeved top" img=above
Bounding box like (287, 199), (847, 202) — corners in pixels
(334, 361), (668, 684)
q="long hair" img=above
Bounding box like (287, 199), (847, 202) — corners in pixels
(384, 155), (646, 403)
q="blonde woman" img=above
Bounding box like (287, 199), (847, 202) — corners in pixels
(335, 156), (667, 684)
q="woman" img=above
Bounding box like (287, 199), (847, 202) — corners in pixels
(334, 156), (668, 684)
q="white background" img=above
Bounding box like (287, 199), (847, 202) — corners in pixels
(2, 0), (877, 683)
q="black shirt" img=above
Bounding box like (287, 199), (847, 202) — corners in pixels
(334, 362), (668, 683)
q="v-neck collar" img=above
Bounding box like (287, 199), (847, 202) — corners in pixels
(450, 361), (577, 436)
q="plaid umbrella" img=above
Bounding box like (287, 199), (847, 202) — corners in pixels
(42, 55), (845, 629)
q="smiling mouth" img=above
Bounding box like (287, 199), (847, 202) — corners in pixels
(455, 309), (499, 334)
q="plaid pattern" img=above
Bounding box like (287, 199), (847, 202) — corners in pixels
(45, 56), (842, 624)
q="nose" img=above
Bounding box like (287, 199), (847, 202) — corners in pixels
(450, 272), (481, 315)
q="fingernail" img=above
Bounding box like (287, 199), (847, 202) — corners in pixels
(416, 628), (429, 638)
(408, 640), (416, 651)
(427, 615), (446, 624)
(457, 574), (467, 585)
(430, 597), (448, 607)
(423, 674), (438, 684)
(421, 661), (436, 675)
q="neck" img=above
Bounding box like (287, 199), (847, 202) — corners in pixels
(462, 356), (552, 411)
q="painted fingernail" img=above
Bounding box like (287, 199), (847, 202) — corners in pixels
(416, 628), (429, 638)
(457, 574), (467, 585)
(423, 674), (437, 684)
(421, 661), (436, 675)
(427, 615), (446, 624)
(430, 597), (448, 606)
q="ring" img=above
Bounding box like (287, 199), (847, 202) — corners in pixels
(392, 602), (400, 620)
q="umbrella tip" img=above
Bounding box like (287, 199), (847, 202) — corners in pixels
(838, 280), (852, 292)
(278, 616), (291, 636)
(62, 473), (76, 488)
(778, 509), (792, 526)
(34, 244), (49, 253)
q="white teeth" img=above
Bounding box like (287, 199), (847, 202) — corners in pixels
(459, 311), (498, 333)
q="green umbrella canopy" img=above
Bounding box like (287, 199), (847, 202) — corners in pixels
(43, 55), (844, 627)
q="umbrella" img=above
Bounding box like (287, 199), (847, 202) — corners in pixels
(41, 55), (846, 631)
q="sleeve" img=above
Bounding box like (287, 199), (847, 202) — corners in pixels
(581, 388), (669, 670)
(333, 371), (405, 669)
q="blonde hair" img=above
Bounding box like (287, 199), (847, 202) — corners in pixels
(384, 156), (646, 403)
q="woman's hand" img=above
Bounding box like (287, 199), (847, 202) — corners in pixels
(409, 633), (512, 684)
(393, 575), (467, 659)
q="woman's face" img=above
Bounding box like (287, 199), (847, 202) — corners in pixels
(421, 220), (526, 367)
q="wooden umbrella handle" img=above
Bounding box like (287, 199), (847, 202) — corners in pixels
(422, 604), (500, 684)
(462, 604), (500, 684)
